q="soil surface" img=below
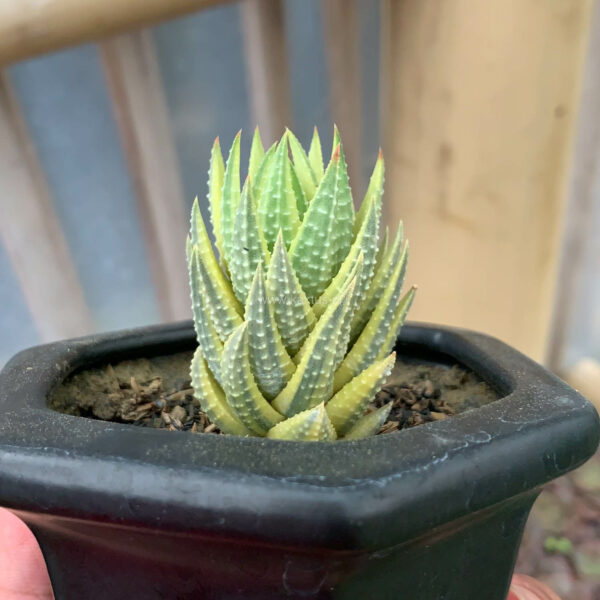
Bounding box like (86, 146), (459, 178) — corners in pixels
(49, 351), (498, 435)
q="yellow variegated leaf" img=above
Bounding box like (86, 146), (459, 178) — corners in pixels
(207, 137), (225, 263)
(188, 244), (224, 382)
(289, 143), (355, 301)
(245, 263), (296, 399)
(190, 347), (253, 436)
(308, 126), (324, 180)
(248, 127), (265, 180)
(313, 188), (381, 319)
(190, 199), (243, 340)
(229, 180), (270, 304)
(257, 132), (302, 250)
(252, 142), (277, 205)
(287, 128), (318, 202)
(350, 224), (405, 342)
(272, 278), (355, 417)
(266, 231), (316, 356)
(326, 353), (395, 436)
(376, 286), (417, 361)
(221, 131), (241, 266)
(267, 403), (336, 441)
(354, 148), (384, 236)
(220, 323), (284, 435)
(344, 403), (392, 440)
(333, 243), (409, 392)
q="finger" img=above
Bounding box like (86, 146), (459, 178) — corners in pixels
(509, 574), (562, 600)
(0, 508), (53, 599)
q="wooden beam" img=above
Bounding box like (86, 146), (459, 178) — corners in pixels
(0, 73), (93, 341)
(100, 31), (191, 322)
(241, 0), (291, 145)
(0, 0), (233, 66)
(321, 0), (362, 194)
(547, 1), (600, 371)
(381, 0), (593, 361)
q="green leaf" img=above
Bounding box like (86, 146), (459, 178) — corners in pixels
(313, 188), (381, 319)
(245, 263), (296, 399)
(326, 353), (395, 436)
(207, 138), (226, 263)
(267, 403), (336, 441)
(189, 199), (243, 340)
(251, 142), (277, 205)
(229, 181), (270, 304)
(188, 244), (224, 382)
(350, 223), (404, 342)
(287, 128), (318, 202)
(220, 131), (241, 266)
(220, 323), (284, 435)
(289, 143), (355, 301)
(376, 286), (417, 361)
(257, 132), (302, 250)
(190, 347), (253, 436)
(308, 126), (324, 180)
(355, 149), (384, 236)
(333, 242), (409, 391)
(272, 278), (355, 417)
(248, 127), (265, 180)
(266, 231), (316, 356)
(343, 403), (392, 440)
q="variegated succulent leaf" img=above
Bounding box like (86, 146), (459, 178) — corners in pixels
(333, 243), (412, 392)
(272, 278), (356, 417)
(267, 403), (336, 441)
(289, 143), (355, 301)
(245, 263), (296, 399)
(248, 127), (265, 180)
(229, 180), (270, 304)
(220, 132), (241, 266)
(344, 403), (393, 440)
(326, 353), (395, 436)
(287, 128), (318, 202)
(189, 199), (243, 340)
(207, 137), (225, 263)
(266, 231), (316, 356)
(188, 127), (416, 442)
(308, 126), (324, 180)
(257, 132), (302, 250)
(188, 244), (224, 383)
(220, 323), (284, 435)
(190, 347), (253, 436)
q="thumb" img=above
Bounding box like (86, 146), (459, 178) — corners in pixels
(0, 508), (53, 599)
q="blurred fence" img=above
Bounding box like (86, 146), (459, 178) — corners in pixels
(0, 0), (598, 377)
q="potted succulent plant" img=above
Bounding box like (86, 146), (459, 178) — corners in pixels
(0, 127), (598, 600)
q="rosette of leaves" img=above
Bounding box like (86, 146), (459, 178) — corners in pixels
(187, 126), (415, 441)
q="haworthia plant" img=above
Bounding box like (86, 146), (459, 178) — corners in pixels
(188, 127), (416, 441)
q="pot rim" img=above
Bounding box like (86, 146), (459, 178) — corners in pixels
(0, 321), (597, 551)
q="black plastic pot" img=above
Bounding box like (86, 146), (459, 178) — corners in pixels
(0, 321), (598, 600)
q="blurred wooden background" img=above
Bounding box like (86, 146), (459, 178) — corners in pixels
(0, 0), (599, 382)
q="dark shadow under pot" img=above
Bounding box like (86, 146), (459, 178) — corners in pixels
(0, 321), (598, 600)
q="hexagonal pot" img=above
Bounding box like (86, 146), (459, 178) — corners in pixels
(0, 321), (598, 600)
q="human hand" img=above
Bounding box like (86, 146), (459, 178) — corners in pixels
(0, 508), (53, 599)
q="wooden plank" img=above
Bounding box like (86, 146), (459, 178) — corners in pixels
(547, 1), (600, 371)
(380, 0), (593, 361)
(321, 0), (362, 194)
(241, 0), (291, 145)
(0, 0), (233, 66)
(0, 72), (93, 341)
(100, 31), (190, 322)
